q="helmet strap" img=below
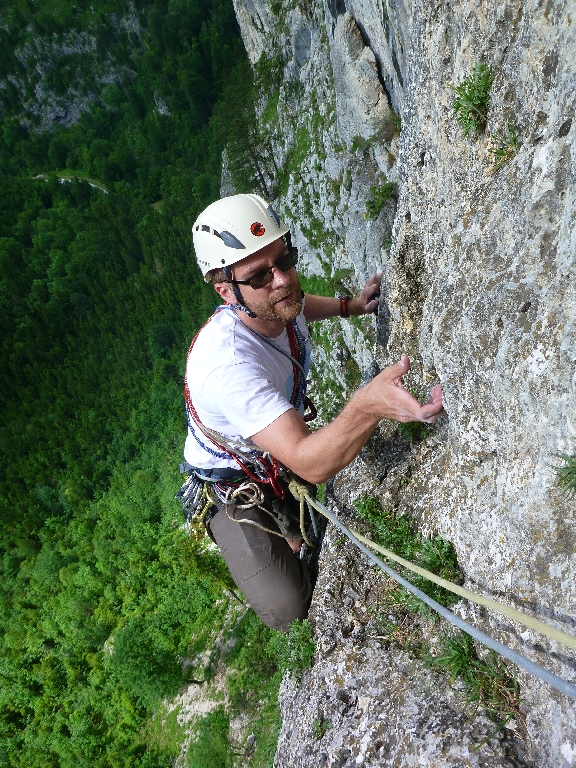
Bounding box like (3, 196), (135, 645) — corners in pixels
(285, 231), (298, 263)
(223, 266), (257, 318)
(230, 302), (257, 318)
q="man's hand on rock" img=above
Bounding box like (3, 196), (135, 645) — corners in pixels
(252, 355), (444, 484)
(362, 355), (444, 424)
(349, 273), (382, 315)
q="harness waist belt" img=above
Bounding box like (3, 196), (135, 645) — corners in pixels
(193, 466), (247, 481)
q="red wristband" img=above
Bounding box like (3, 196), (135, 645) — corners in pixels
(339, 295), (350, 318)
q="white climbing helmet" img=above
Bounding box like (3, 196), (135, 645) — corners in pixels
(192, 194), (289, 281)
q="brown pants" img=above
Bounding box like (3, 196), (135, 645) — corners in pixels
(207, 502), (313, 632)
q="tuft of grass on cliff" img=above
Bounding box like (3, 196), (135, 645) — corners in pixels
(553, 453), (576, 496)
(450, 62), (493, 136)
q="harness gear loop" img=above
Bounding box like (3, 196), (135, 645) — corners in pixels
(188, 473), (319, 547)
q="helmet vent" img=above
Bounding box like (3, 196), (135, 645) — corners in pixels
(219, 231), (245, 249)
(201, 224), (210, 232)
(267, 206), (281, 227)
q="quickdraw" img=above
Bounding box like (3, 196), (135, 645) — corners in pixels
(175, 475), (217, 540)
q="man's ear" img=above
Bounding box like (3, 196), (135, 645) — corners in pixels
(214, 281), (237, 305)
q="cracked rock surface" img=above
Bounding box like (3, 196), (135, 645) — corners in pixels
(274, 490), (528, 768)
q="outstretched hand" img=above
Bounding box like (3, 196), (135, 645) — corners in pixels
(350, 273), (382, 315)
(364, 355), (444, 423)
(251, 354), (444, 484)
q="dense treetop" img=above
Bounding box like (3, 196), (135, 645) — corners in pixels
(0, 2), (274, 765)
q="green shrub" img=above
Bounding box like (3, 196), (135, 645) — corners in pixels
(450, 62), (493, 136)
(267, 619), (316, 680)
(108, 617), (185, 709)
(312, 716), (331, 740)
(350, 135), (368, 152)
(187, 706), (232, 768)
(225, 614), (279, 714)
(365, 181), (395, 219)
(553, 453), (576, 496)
(397, 421), (430, 443)
(490, 122), (521, 172)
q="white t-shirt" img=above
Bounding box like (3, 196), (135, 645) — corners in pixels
(183, 305), (311, 470)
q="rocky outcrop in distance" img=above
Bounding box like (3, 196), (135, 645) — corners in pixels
(232, 0), (576, 765)
(0, 7), (142, 130)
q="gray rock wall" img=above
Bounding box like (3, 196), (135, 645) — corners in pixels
(233, 0), (576, 765)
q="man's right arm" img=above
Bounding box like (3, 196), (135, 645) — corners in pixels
(251, 355), (444, 484)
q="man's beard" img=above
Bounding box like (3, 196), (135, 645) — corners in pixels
(244, 293), (303, 322)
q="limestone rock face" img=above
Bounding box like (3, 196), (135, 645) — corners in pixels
(328, 0), (411, 115)
(232, 0), (272, 64)
(330, 12), (394, 142)
(231, 0), (576, 765)
(3, 13), (142, 131)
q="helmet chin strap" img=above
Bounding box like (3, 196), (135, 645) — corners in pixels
(223, 266), (257, 318)
(285, 231), (298, 264)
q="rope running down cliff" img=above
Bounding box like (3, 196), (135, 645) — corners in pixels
(288, 480), (576, 701)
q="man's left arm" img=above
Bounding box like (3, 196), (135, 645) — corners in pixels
(303, 274), (382, 322)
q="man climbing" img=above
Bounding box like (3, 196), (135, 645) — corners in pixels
(180, 193), (444, 631)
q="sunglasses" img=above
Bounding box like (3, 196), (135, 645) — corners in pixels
(229, 251), (297, 290)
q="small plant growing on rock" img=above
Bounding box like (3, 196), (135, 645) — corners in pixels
(425, 632), (524, 740)
(312, 716), (332, 740)
(364, 180), (396, 219)
(267, 619), (316, 681)
(391, 112), (402, 132)
(553, 452), (576, 496)
(450, 62), (493, 136)
(397, 421), (430, 443)
(396, 387), (431, 442)
(490, 122), (521, 172)
(350, 134), (369, 153)
(353, 496), (462, 609)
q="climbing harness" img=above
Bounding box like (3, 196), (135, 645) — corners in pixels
(292, 489), (576, 701)
(177, 305), (317, 541)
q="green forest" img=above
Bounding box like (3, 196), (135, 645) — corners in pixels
(0, 1), (294, 765)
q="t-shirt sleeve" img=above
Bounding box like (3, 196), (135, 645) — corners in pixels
(202, 362), (294, 439)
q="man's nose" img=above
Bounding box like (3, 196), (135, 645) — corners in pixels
(269, 265), (291, 288)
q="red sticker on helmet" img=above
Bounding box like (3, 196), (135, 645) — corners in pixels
(251, 222), (265, 236)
